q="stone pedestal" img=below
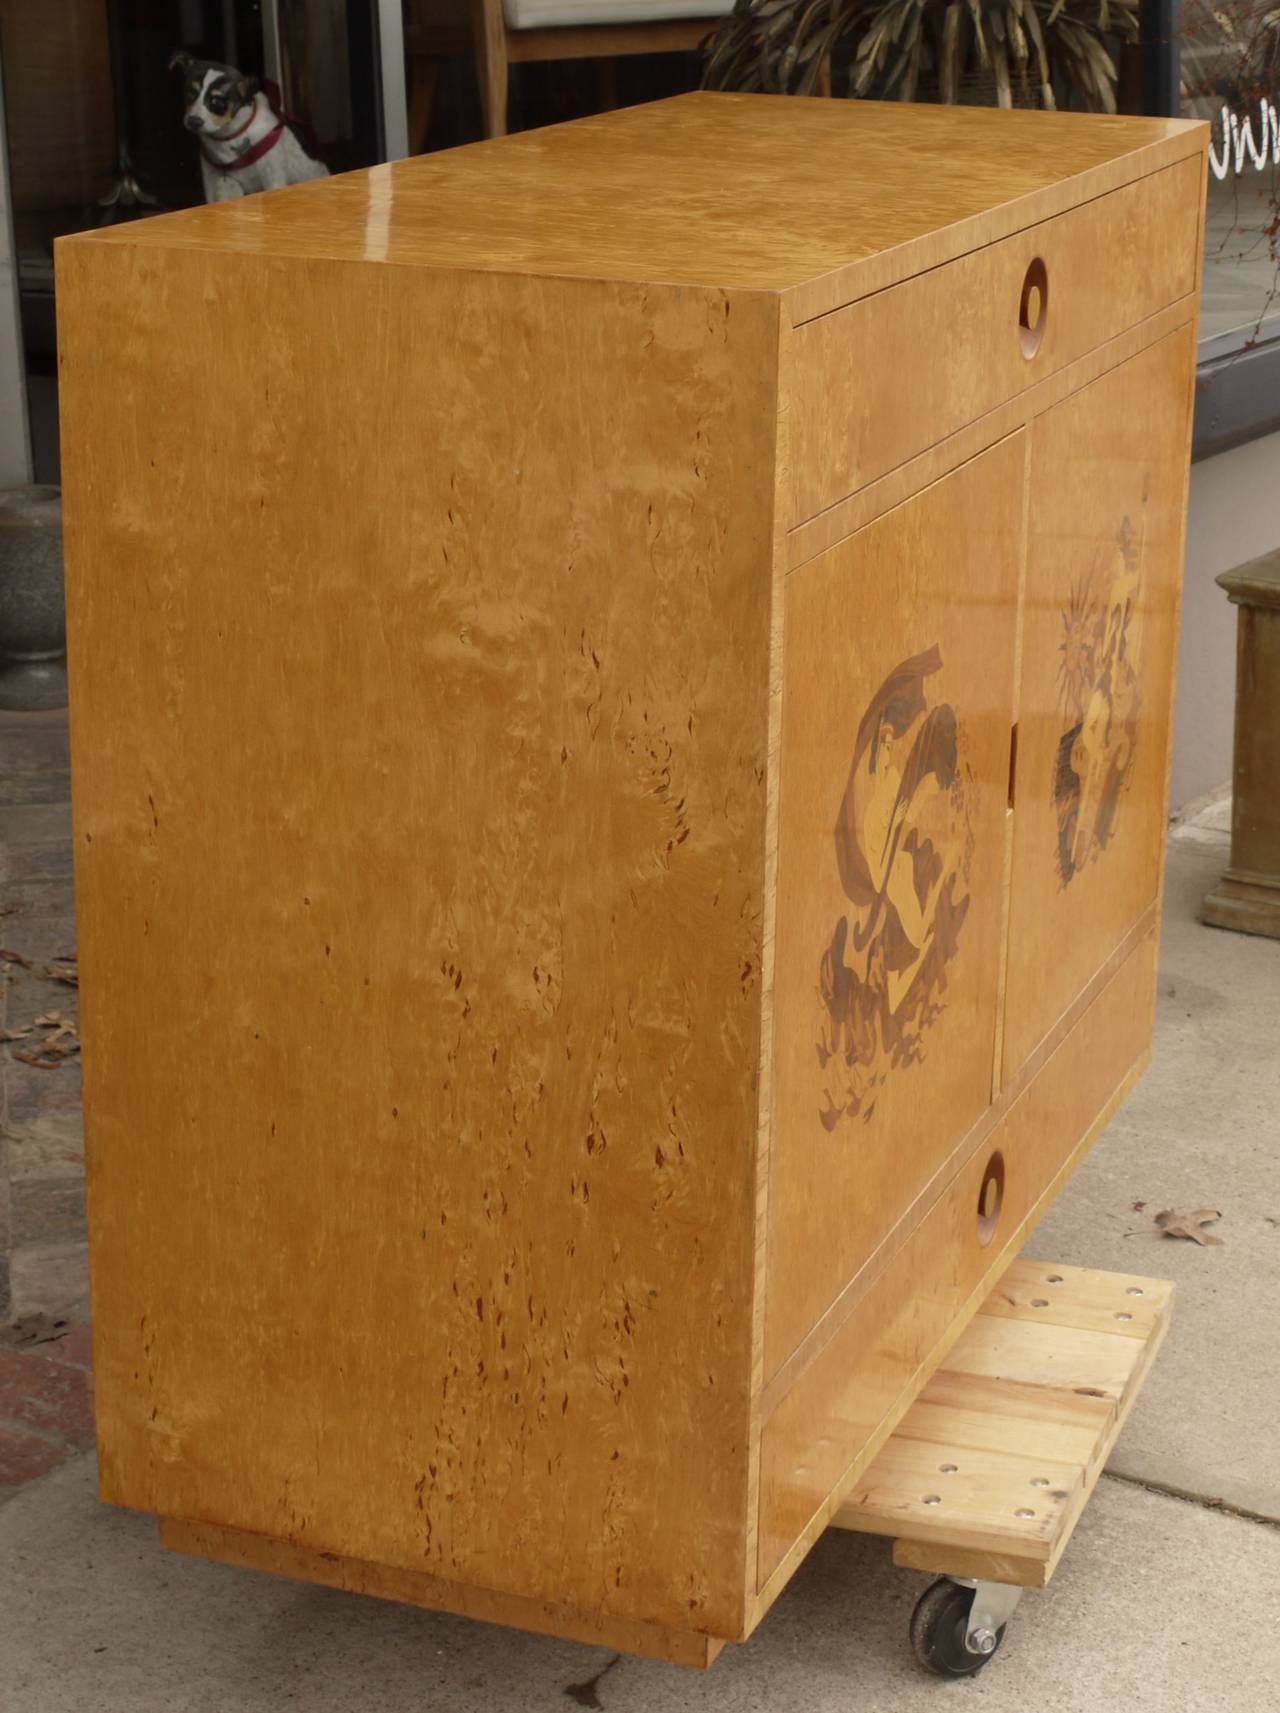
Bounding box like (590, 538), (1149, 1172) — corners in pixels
(0, 487), (66, 711)
(1203, 549), (1280, 938)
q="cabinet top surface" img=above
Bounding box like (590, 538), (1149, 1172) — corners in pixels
(72, 93), (1203, 310)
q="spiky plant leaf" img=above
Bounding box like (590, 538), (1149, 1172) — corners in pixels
(702, 0), (1136, 112)
(940, 0), (964, 100)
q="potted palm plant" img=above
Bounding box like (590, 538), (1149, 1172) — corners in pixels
(704, 0), (1138, 112)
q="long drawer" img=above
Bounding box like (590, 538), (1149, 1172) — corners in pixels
(786, 154), (1203, 525)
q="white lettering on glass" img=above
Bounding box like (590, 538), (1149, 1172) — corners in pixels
(1208, 101), (1280, 180)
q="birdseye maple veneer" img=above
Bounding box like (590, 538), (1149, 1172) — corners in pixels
(56, 93), (1206, 1667)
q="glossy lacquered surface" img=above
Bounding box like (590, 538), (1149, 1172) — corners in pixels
(56, 94), (1205, 1662)
(84, 91), (1202, 319)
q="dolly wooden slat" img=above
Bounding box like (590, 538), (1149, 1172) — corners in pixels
(981, 1258), (1172, 1340)
(833, 1263), (1172, 1588)
(941, 1319), (1139, 1400)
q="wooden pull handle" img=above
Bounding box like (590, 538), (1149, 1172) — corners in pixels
(1019, 258), (1049, 359)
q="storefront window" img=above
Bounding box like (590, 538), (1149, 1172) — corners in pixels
(0, 2), (393, 483)
(1182, 0), (1280, 346)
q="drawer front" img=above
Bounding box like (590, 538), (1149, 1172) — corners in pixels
(788, 155), (1202, 525)
(765, 436), (1022, 1382)
(756, 926), (1157, 1594)
(1001, 327), (1193, 1081)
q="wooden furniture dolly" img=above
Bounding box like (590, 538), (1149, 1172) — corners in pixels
(56, 94), (1205, 1669)
(838, 1257), (1172, 1674)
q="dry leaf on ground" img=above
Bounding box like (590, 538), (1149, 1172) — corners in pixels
(1124, 1207), (1224, 1244)
(0, 948), (79, 984)
(10, 1011), (80, 1068)
(1154, 1208), (1223, 1245)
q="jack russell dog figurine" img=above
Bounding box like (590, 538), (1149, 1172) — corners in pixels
(171, 54), (328, 203)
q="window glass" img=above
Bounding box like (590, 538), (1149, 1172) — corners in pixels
(1182, 0), (1280, 345)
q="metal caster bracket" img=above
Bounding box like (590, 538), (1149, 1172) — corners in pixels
(952, 1578), (1023, 1655)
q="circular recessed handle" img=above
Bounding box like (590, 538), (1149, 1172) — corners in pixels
(976, 1150), (1005, 1247)
(1019, 257), (1048, 360)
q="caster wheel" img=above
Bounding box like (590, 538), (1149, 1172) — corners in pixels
(909, 1577), (1007, 1677)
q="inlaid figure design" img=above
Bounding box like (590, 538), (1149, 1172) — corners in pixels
(817, 646), (974, 1132)
(1054, 515), (1144, 886)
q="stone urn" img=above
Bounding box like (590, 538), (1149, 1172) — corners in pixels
(0, 486), (66, 710)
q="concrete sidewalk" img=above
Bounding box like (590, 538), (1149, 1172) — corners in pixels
(3, 738), (1278, 1708)
(1028, 825), (1280, 1523)
(5, 1453), (1277, 1712)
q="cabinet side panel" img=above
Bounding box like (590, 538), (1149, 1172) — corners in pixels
(56, 241), (777, 1638)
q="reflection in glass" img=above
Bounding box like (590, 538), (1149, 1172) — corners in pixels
(1182, 0), (1280, 342)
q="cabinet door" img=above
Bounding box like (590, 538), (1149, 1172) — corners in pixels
(766, 435), (1023, 1380)
(1001, 329), (1194, 1081)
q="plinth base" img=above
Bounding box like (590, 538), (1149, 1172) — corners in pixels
(1202, 870), (1280, 940)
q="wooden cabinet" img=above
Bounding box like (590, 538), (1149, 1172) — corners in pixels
(56, 94), (1206, 1667)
